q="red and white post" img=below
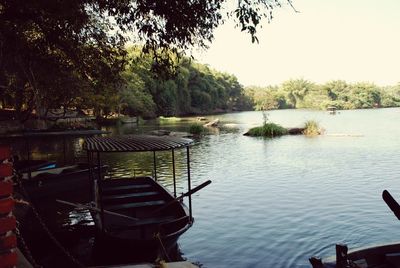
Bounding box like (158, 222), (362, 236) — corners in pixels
(0, 146), (17, 268)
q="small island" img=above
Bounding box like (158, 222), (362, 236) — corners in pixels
(244, 120), (322, 138)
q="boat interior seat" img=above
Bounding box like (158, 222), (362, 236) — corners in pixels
(106, 216), (175, 231)
(101, 184), (153, 194)
(60, 166), (80, 174)
(102, 191), (159, 201)
(104, 200), (166, 211)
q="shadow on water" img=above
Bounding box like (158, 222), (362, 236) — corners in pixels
(18, 200), (188, 267)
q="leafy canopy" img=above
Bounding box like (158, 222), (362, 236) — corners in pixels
(0, 0), (292, 121)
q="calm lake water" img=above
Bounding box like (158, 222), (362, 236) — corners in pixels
(11, 108), (400, 267)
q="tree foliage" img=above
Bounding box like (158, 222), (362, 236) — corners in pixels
(246, 79), (400, 111)
(0, 0), (291, 121)
(115, 48), (252, 118)
(0, 0), (126, 121)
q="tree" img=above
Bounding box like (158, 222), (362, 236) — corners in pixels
(321, 80), (349, 101)
(0, 0), (125, 121)
(119, 73), (157, 119)
(280, 79), (315, 108)
(0, 0), (292, 121)
(349, 82), (381, 108)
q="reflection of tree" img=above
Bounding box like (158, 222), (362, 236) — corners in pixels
(6, 136), (83, 164)
(102, 150), (190, 190)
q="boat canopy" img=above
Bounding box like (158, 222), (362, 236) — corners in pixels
(84, 135), (193, 153)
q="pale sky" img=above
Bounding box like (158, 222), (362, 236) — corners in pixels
(194, 0), (400, 87)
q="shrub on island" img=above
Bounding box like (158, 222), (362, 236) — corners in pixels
(245, 123), (288, 137)
(303, 120), (322, 136)
(245, 120), (323, 137)
(189, 123), (206, 135)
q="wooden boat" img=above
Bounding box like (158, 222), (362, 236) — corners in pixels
(14, 159), (57, 173)
(6, 129), (110, 201)
(310, 190), (400, 268)
(83, 135), (211, 262)
(327, 106), (337, 115)
(92, 176), (192, 260)
(310, 243), (400, 268)
(20, 163), (107, 201)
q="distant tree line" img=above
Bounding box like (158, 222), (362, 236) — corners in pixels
(245, 79), (400, 111)
(0, 46), (252, 120)
(88, 47), (253, 119)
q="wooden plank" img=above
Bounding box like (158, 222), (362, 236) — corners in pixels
(102, 184), (153, 193)
(108, 216), (174, 230)
(102, 191), (158, 201)
(104, 200), (165, 211)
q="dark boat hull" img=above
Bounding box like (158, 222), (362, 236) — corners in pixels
(93, 226), (187, 264)
(92, 177), (192, 263)
(20, 163), (106, 202)
(313, 242), (400, 268)
(14, 159), (57, 173)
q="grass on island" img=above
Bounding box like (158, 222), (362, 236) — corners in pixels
(247, 123), (288, 137)
(303, 120), (320, 136)
(188, 123), (206, 135)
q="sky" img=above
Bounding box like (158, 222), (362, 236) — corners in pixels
(193, 0), (400, 87)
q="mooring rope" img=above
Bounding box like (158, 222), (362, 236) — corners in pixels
(15, 226), (42, 268)
(14, 172), (86, 268)
(155, 232), (171, 262)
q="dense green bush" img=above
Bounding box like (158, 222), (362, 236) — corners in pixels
(303, 120), (320, 136)
(247, 123), (288, 137)
(188, 124), (205, 135)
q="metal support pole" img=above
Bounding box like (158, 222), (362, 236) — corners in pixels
(26, 138), (31, 180)
(87, 151), (93, 200)
(97, 152), (101, 181)
(63, 136), (66, 165)
(97, 151), (105, 233)
(172, 149), (176, 197)
(186, 147), (192, 220)
(153, 151), (157, 181)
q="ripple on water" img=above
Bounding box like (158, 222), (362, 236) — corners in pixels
(49, 109), (400, 267)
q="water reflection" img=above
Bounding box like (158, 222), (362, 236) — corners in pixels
(2, 136), (87, 165)
(12, 108), (400, 267)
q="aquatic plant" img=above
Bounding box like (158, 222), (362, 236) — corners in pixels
(247, 123), (288, 137)
(262, 110), (269, 125)
(303, 120), (320, 136)
(189, 123), (205, 135)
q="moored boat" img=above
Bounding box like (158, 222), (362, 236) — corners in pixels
(327, 106), (337, 115)
(83, 135), (211, 263)
(310, 190), (400, 268)
(14, 159), (57, 173)
(19, 163), (107, 201)
(7, 129), (110, 201)
(310, 243), (400, 268)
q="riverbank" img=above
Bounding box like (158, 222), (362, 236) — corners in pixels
(0, 118), (97, 135)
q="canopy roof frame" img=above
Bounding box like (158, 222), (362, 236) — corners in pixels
(84, 135), (193, 153)
(84, 134), (195, 226)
